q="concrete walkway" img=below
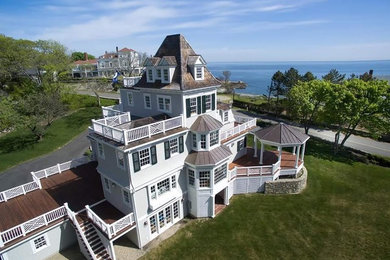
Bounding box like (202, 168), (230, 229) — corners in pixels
(0, 129), (90, 191)
(233, 110), (390, 158)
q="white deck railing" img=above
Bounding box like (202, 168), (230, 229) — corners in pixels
(32, 156), (89, 180)
(0, 180), (40, 203)
(0, 205), (67, 247)
(229, 159), (281, 180)
(221, 118), (256, 141)
(86, 205), (135, 239)
(102, 104), (124, 118)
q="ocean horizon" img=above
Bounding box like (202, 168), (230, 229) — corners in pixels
(207, 60), (390, 95)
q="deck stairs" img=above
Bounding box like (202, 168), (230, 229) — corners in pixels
(75, 213), (112, 260)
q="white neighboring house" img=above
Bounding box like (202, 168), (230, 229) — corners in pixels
(98, 47), (142, 77)
(0, 34), (309, 260)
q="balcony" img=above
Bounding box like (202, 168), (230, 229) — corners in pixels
(91, 112), (184, 146)
(85, 201), (135, 239)
(221, 116), (257, 143)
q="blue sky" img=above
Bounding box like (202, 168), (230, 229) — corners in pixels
(0, 0), (389, 61)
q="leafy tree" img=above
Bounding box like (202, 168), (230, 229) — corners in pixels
(323, 79), (390, 153)
(322, 69), (345, 84)
(71, 52), (95, 61)
(359, 70), (374, 82)
(222, 71), (231, 83)
(301, 71), (316, 82)
(0, 97), (19, 132)
(288, 80), (331, 134)
(270, 70), (285, 114)
(283, 67), (301, 90)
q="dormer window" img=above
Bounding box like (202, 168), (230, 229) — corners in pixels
(195, 66), (204, 80)
(187, 55), (206, 81)
(147, 69), (153, 82)
(163, 69), (169, 81)
(156, 69), (162, 79)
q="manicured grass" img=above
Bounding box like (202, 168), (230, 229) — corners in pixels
(0, 96), (116, 173)
(143, 138), (390, 259)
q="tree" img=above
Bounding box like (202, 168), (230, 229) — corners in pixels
(301, 71), (316, 82)
(71, 52), (95, 61)
(322, 69), (345, 84)
(359, 70), (374, 82)
(84, 79), (110, 107)
(270, 71), (285, 114)
(288, 80), (331, 134)
(0, 97), (19, 133)
(323, 79), (390, 153)
(222, 71), (231, 83)
(283, 67), (301, 90)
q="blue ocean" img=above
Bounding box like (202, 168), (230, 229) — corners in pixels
(208, 60), (390, 95)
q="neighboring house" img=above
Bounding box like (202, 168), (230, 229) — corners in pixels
(98, 47), (142, 78)
(72, 53), (98, 78)
(0, 34), (309, 260)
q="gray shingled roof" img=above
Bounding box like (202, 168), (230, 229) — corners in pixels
(134, 34), (221, 91)
(190, 115), (223, 132)
(185, 145), (232, 166)
(159, 56), (177, 66)
(254, 123), (309, 145)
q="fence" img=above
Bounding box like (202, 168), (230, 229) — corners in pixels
(0, 180), (40, 203)
(221, 118), (256, 141)
(102, 105), (124, 117)
(32, 156), (90, 180)
(0, 206), (67, 247)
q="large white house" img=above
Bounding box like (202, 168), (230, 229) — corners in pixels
(0, 34), (309, 260)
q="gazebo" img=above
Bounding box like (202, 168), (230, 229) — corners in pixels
(252, 123), (310, 176)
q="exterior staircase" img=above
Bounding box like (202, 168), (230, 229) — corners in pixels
(76, 214), (112, 260)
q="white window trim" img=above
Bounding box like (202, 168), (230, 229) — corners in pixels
(157, 95), (172, 113)
(148, 174), (177, 201)
(139, 147), (152, 170)
(188, 168), (195, 186)
(205, 94), (212, 112)
(210, 130), (219, 147)
(31, 234), (50, 254)
(98, 142), (105, 159)
(116, 151), (125, 169)
(127, 92), (134, 106)
(147, 68), (154, 82)
(122, 189), (130, 204)
(199, 170), (211, 189)
(144, 93), (152, 109)
(223, 111), (229, 122)
(190, 97), (197, 115)
(195, 66), (204, 80)
(169, 137), (179, 157)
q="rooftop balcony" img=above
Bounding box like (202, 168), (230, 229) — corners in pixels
(221, 115), (257, 143)
(91, 107), (184, 146)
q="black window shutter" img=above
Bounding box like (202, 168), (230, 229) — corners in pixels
(179, 136), (184, 153)
(186, 98), (191, 118)
(202, 95), (206, 113)
(151, 146), (157, 165)
(197, 96), (201, 114)
(132, 152), (140, 172)
(244, 137), (247, 148)
(237, 140), (240, 152)
(212, 93), (216, 110)
(164, 141), (171, 159)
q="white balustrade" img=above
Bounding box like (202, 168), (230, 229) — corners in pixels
(221, 118), (256, 141)
(0, 206), (67, 246)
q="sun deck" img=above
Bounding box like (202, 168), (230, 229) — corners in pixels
(0, 162), (104, 232)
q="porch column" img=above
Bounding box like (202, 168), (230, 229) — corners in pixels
(278, 146), (282, 162)
(295, 145), (301, 168)
(259, 142), (264, 164)
(301, 142), (306, 162)
(254, 135), (258, 157)
(292, 146), (296, 155)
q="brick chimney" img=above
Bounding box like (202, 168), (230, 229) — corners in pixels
(84, 52), (88, 61)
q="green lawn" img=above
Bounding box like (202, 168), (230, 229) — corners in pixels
(143, 139), (390, 259)
(0, 96), (116, 173)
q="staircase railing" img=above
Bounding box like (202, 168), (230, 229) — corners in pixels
(64, 203), (97, 260)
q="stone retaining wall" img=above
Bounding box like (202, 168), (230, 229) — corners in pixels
(264, 167), (307, 194)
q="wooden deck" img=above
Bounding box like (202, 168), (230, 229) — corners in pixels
(229, 148), (302, 170)
(0, 162), (104, 232)
(90, 201), (125, 224)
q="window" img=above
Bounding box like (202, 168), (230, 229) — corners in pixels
(104, 178), (110, 192)
(188, 169), (195, 186)
(205, 95), (211, 110)
(127, 92), (133, 106)
(158, 210), (165, 228)
(157, 178), (170, 196)
(157, 96), (171, 113)
(100, 63), (104, 68)
(190, 98), (197, 114)
(117, 151), (124, 168)
(165, 206), (172, 223)
(150, 215), (157, 234)
(148, 69), (153, 81)
(173, 201), (179, 218)
(210, 130), (219, 146)
(200, 134), (206, 149)
(169, 138), (178, 155)
(199, 171), (210, 188)
(214, 164), (227, 184)
(109, 62), (113, 67)
(163, 69), (169, 81)
(150, 186), (156, 199)
(224, 111), (229, 122)
(139, 148), (150, 167)
(196, 67), (203, 79)
(123, 189), (130, 204)
(192, 133), (197, 148)
(157, 69), (162, 79)
(144, 94), (151, 109)
(237, 139), (245, 152)
(171, 175), (176, 189)
(98, 143), (104, 159)
(32, 235), (49, 253)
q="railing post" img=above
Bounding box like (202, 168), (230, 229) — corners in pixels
(44, 169), (47, 178)
(21, 224), (26, 236)
(57, 163), (61, 173)
(123, 130), (128, 145)
(163, 121), (166, 133)
(22, 185), (26, 195)
(0, 233), (4, 247)
(148, 125), (152, 138)
(127, 112), (131, 122)
(2, 192), (7, 202)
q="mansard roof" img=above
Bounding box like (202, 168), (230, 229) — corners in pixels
(190, 115), (223, 132)
(254, 123), (309, 145)
(187, 55), (206, 66)
(134, 34), (221, 91)
(158, 56), (177, 66)
(185, 145), (232, 166)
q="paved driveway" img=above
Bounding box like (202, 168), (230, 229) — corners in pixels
(0, 129), (90, 190)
